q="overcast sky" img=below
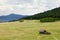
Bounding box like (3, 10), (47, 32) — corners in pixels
(0, 0), (60, 16)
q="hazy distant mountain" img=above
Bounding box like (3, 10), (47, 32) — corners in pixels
(0, 14), (26, 21)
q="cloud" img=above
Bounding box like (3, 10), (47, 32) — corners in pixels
(46, 0), (60, 9)
(0, 0), (60, 16)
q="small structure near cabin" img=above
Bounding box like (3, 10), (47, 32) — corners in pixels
(39, 30), (51, 35)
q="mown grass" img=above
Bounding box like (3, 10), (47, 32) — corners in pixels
(0, 20), (60, 40)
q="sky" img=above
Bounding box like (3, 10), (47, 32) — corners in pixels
(0, 0), (60, 16)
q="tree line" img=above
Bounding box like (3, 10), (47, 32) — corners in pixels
(22, 7), (60, 22)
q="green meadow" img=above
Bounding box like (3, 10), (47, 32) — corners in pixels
(0, 20), (60, 40)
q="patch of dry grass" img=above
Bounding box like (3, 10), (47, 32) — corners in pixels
(0, 20), (60, 40)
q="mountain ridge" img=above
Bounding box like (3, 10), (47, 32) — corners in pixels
(22, 7), (60, 19)
(0, 14), (26, 21)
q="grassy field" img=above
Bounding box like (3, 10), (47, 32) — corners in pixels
(0, 20), (60, 40)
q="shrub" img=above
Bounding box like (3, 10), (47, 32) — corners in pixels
(40, 18), (56, 22)
(19, 19), (24, 22)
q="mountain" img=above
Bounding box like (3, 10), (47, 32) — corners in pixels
(0, 14), (26, 21)
(22, 7), (60, 19)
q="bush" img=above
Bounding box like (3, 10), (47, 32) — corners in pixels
(19, 19), (24, 22)
(40, 18), (56, 22)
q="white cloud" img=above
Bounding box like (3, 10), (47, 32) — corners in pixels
(0, 0), (60, 16)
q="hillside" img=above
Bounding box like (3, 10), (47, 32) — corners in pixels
(23, 7), (60, 19)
